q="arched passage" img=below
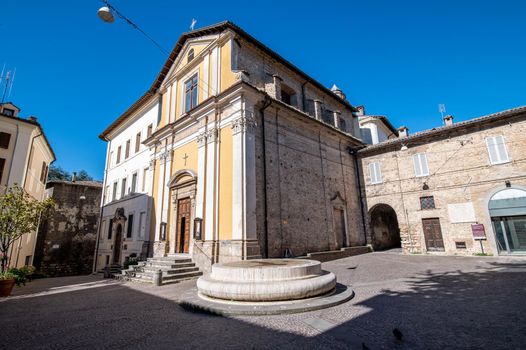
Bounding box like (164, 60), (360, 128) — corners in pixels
(489, 188), (526, 254)
(369, 204), (401, 250)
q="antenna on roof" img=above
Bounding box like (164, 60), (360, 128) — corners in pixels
(438, 104), (446, 121)
(7, 68), (15, 98)
(0, 63), (5, 85)
(190, 18), (197, 31)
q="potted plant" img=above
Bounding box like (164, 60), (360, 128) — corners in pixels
(0, 184), (53, 297)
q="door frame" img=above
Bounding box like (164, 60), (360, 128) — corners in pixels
(175, 197), (192, 253)
(422, 217), (445, 252)
(168, 170), (197, 255)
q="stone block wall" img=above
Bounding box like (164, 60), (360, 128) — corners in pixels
(359, 113), (526, 256)
(34, 182), (102, 276)
(253, 101), (365, 258)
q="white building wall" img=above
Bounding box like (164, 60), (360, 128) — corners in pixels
(96, 100), (160, 268)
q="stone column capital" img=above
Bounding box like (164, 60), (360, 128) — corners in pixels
(206, 128), (219, 144)
(232, 113), (256, 135)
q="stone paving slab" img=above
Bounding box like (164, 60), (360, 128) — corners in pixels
(1, 252), (525, 349)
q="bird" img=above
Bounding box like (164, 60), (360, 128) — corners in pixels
(393, 328), (403, 341)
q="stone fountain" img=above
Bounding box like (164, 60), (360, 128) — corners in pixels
(180, 258), (354, 315)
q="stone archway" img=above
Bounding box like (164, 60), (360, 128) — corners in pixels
(489, 188), (526, 254)
(369, 204), (401, 250)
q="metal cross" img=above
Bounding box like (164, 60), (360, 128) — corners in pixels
(183, 153), (189, 166)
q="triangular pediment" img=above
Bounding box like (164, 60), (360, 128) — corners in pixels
(161, 34), (220, 88)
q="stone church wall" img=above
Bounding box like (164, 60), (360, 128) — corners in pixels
(254, 103), (365, 258)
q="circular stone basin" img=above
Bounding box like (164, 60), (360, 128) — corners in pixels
(196, 259), (336, 302)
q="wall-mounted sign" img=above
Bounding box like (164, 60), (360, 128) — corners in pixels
(471, 224), (486, 240)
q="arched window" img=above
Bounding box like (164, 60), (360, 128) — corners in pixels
(489, 188), (526, 254)
(187, 49), (194, 62)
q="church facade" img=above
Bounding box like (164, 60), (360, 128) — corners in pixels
(96, 22), (367, 272)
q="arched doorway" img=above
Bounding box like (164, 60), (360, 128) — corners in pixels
(369, 204), (401, 250)
(489, 188), (526, 254)
(113, 224), (123, 264)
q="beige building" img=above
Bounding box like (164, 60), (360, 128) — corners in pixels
(359, 106), (526, 256)
(0, 102), (56, 267)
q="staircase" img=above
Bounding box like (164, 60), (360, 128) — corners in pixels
(121, 255), (202, 285)
(97, 264), (122, 278)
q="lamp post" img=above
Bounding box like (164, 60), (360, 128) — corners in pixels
(96, 0), (168, 55)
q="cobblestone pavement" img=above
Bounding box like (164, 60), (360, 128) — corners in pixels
(1, 252), (525, 349)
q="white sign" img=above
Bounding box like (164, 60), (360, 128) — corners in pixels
(448, 202), (476, 223)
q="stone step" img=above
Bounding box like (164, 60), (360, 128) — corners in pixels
(162, 270), (202, 281)
(146, 259), (192, 265)
(141, 266), (199, 274)
(147, 256), (192, 263)
(143, 262), (195, 269)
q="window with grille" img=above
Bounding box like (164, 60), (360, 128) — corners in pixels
(369, 162), (382, 184)
(125, 140), (130, 159)
(116, 146), (121, 164)
(413, 153), (429, 177)
(486, 135), (509, 165)
(339, 117), (347, 132)
(184, 73), (199, 112)
(187, 49), (194, 62)
(420, 196), (435, 210)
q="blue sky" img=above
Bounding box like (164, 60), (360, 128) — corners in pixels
(1, 0), (525, 180)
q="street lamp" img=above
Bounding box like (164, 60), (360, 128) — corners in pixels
(97, 6), (115, 23)
(96, 0), (168, 55)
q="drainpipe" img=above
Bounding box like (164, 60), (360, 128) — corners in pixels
(259, 96), (272, 258)
(349, 148), (368, 246)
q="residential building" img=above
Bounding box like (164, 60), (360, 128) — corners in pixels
(33, 178), (102, 276)
(0, 102), (56, 267)
(359, 107), (526, 255)
(94, 96), (158, 271)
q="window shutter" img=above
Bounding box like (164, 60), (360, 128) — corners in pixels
(369, 162), (382, 184)
(486, 136), (509, 164)
(495, 136), (509, 163)
(413, 153), (429, 177)
(419, 154), (429, 175)
(486, 137), (499, 164)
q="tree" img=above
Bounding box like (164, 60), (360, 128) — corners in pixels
(47, 165), (70, 181)
(0, 185), (54, 272)
(76, 170), (93, 181)
(47, 165), (94, 182)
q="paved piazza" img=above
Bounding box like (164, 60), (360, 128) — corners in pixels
(1, 252), (525, 349)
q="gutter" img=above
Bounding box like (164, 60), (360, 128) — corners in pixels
(259, 96), (272, 258)
(349, 148), (368, 245)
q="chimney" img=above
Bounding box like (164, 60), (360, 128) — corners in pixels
(72, 172), (77, 182)
(355, 106), (365, 116)
(331, 84), (347, 100)
(443, 114), (454, 126)
(28, 116), (38, 122)
(398, 126), (409, 138)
